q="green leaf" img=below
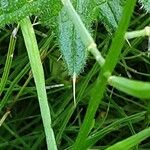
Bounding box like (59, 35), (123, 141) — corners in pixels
(58, 0), (98, 76)
(0, 28), (17, 95)
(99, 0), (124, 32)
(58, 8), (87, 76)
(0, 0), (61, 28)
(108, 76), (150, 99)
(20, 17), (57, 150)
(38, 0), (61, 26)
(106, 127), (150, 150)
(139, 0), (150, 12)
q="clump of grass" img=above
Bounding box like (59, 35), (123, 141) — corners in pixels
(0, 0), (150, 149)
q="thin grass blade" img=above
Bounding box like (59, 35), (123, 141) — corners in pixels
(106, 127), (150, 150)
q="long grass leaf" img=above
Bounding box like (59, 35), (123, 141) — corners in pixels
(106, 127), (150, 150)
(0, 28), (17, 95)
(20, 17), (57, 150)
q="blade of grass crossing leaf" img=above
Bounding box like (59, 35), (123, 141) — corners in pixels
(102, 1), (136, 74)
(99, 0), (123, 32)
(59, 0), (101, 106)
(106, 127), (150, 150)
(20, 17), (57, 150)
(58, 8), (87, 76)
(64, 0), (136, 149)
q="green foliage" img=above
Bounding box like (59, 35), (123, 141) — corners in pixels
(106, 127), (150, 150)
(58, 0), (125, 75)
(139, 0), (150, 12)
(58, 0), (99, 76)
(1, 0), (147, 76)
(0, 31), (16, 95)
(58, 8), (87, 76)
(20, 17), (57, 150)
(108, 76), (150, 99)
(99, 0), (150, 31)
(1, 0), (150, 149)
(99, 0), (124, 32)
(0, 0), (61, 28)
(71, 0), (136, 149)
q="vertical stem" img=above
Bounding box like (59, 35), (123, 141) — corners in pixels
(20, 17), (57, 150)
(63, 0), (136, 149)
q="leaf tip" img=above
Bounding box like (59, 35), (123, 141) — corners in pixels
(73, 72), (76, 107)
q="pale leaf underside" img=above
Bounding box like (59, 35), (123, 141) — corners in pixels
(139, 0), (150, 12)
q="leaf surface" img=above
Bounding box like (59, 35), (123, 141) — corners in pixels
(58, 0), (98, 76)
(0, 0), (61, 28)
(139, 0), (150, 12)
(98, 0), (124, 32)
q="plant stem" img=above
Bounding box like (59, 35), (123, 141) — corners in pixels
(20, 17), (57, 150)
(63, 0), (136, 149)
(125, 26), (150, 39)
(61, 0), (105, 67)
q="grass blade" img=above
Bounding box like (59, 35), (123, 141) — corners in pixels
(0, 28), (17, 95)
(85, 111), (146, 148)
(20, 17), (57, 150)
(106, 127), (150, 150)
